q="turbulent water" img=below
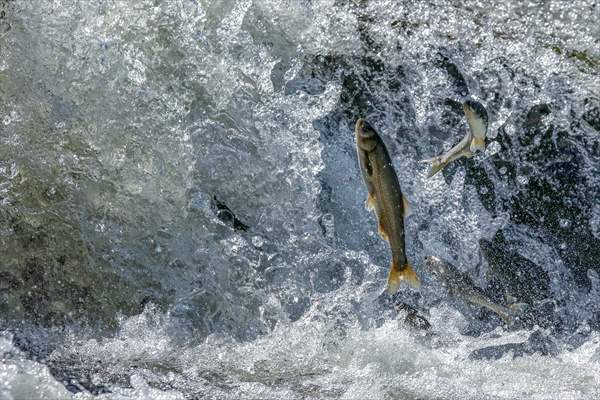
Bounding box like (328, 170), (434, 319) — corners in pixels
(1, 0), (599, 399)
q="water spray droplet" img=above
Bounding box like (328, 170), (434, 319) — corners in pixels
(252, 235), (264, 248)
(486, 141), (501, 155)
(504, 124), (515, 136)
(517, 175), (529, 185)
(559, 219), (571, 228)
(321, 213), (335, 239)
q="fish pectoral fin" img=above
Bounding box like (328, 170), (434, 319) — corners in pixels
(470, 137), (485, 153)
(365, 193), (376, 211)
(386, 261), (421, 295)
(402, 195), (411, 218)
(378, 222), (389, 241)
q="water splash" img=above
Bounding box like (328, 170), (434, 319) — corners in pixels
(1, 0), (599, 398)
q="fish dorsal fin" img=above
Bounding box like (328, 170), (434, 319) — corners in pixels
(387, 261), (421, 294)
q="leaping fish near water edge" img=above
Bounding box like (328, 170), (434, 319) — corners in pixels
(422, 99), (489, 177)
(355, 118), (421, 294)
(423, 256), (525, 325)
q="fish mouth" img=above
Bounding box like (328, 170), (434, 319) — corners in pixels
(355, 118), (378, 151)
(355, 118), (376, 138)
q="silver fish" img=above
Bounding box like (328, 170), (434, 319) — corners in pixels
(355, 118), (421, 294)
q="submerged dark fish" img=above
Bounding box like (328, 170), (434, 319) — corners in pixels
(355, 118), (420, 294)
(424, 256), (524, 324)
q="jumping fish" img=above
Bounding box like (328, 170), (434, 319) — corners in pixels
(422, 99), (489, 177)
(355, 118), (421, 294)
(423, 256), (524, 325)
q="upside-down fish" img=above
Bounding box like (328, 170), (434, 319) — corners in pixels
(355, 118), (420, 294)
(421, 126), (474, 177)
(422, 99), (489, 177)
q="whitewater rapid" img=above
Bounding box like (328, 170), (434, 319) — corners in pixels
(1, 0), (599, 399)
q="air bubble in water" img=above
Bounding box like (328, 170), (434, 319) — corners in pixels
(252, 235), (264, 248)
(128, 59), (146, 85)
(3, 111), (22, 126)
(499, 166), (507, 175)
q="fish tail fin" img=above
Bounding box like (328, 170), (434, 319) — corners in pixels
(386, 260), (421, 295)
(491, 303), (527, 326)
(421, 157), (443, 177)
(470, 137), (485, 153)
